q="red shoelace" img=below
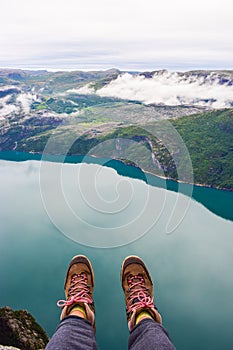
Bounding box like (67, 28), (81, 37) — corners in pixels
(57, 273), (93, 308)
(126, 274), (154, 314)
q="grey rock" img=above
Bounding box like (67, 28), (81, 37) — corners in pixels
(0, 307), (48, 350)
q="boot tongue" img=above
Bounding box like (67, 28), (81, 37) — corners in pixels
(128, 274), (143, 284)
(128, 276), (144, 305)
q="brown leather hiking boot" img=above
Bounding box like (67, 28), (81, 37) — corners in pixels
(57, 255), (95, 330)
(121, 255), (162, 331)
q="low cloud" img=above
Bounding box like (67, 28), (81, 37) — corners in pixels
(88, 71), (233, 109)
(0, 92), (41, 119)
(67, 84), (95, 95)
(16, 93), (40, 114)
(0, 96), (20, 119)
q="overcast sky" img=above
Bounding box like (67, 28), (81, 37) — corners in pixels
(1, 0), (233, 71)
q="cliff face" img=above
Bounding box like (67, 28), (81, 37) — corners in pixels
(0, 307), (49, 350)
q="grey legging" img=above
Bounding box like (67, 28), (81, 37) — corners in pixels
(45, 316), (176, 350)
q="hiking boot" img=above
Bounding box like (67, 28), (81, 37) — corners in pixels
(57, 255), (95, 330)
(121, 255), (162, 331)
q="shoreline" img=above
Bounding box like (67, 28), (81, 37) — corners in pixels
(1, 150), (232, 222)
(0, 150), (232, 193)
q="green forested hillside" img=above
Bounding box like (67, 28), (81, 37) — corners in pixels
(171, 109), (233, 189)
(0, 68), (232, 190)
(5, 108), (231, 190)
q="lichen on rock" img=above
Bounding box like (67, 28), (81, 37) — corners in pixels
(0, 306), (49, 350)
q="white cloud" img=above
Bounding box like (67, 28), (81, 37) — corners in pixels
(0, 0), (233, 70)
(67, 84), (95, 95)
(0, 96), (20, 118)
(16, 93), (39, 114)
(1, 0), (232, 41)
(0, 92), (41, 118)
(93, 71), (233, 108)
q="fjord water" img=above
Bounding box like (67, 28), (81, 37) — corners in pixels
(0, 159), (233, 350)
(0, 150), (232, 222)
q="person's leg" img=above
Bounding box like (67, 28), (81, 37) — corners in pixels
(128, 319), (175, 350)
(46, 255), (98, 350)
(121, 256), (176, 350)
(46, 316), (98, 350)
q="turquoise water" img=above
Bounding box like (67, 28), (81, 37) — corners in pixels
(0, 158), (233, 349)
(0, 151), (232, 222)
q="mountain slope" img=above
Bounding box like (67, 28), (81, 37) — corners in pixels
(0, 69), (232, 190)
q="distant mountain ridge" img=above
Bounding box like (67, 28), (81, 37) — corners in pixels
(0, 68), (232, 190)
